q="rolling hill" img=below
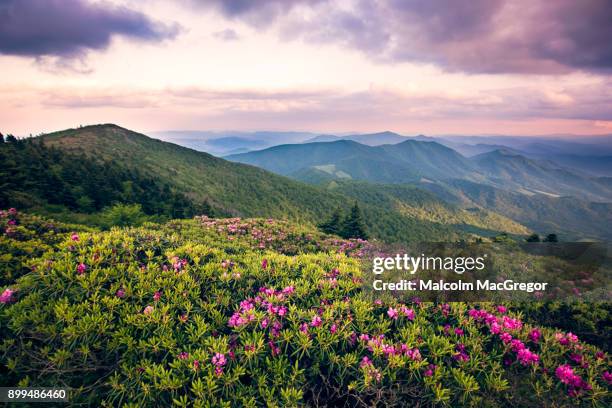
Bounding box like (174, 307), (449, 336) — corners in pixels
(226, 138), (612, 240)
(471, 149), (612, 202)
(227, 139), (481, 183)
(0, 124), (531, 243)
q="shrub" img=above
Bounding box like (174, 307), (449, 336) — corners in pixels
(0, 213), (610, 407)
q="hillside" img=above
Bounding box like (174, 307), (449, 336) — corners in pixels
(424, 179), (612, 241)
(227, 139), (480, 183)
(1, 211), (609, 406)
(472, 149), (612, 202)
(0, 125), (530, 243)
(325, 181), (529, 236)
(40, 125), (346, 222)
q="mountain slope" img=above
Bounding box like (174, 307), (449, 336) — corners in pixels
(421, 179), (612, 240)
(17, 124), (529, 243)
(40, 125), (343, 222)
(472, 149), (612, 201)
(227, 139), (480, 183)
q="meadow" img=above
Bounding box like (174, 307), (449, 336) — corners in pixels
(1, 209), (610, 407)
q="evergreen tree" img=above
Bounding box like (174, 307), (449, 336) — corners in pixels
(526, 233), (540, 242)
(318, 207), (343, 235)
(341, 202), (368, 239)
(0, 132), (4, 143)
(543, 233), (558, 242)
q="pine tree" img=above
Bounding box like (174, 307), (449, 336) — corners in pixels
(526, 233), (540, 242)
(341, 202), (368, 239)
(543, 233), (558, 242)
(318, 207), (343, 235)
(0, 132), (4, 143)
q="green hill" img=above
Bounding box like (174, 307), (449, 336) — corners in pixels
(425, 179), (612, 241)
(472, 149), (612, 202)
(0, 124), (529, 243)
(227, 139), (480, 183)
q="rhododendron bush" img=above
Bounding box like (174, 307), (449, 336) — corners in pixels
(0, 211), (610, 406)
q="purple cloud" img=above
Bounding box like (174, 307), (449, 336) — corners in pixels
(198, 0), (612, 74)
(0, 0), (179, 58)
(213, 29), (240, 41)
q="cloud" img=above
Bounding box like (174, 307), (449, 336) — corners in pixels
(188, 0), (327, 27)
(197, 0), (612, 74)
(13, 79), (610, 124)
(212, 29), (240, 41)
(0, 0), (180, 58)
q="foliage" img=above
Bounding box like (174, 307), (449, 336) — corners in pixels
(0, 137), (205, 220)
(1, 212), (610, 407)
(0, 209), (94, 286)
(319, 203), (368, 240)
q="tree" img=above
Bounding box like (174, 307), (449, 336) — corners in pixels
(100, 203), (147, 228)
(543, 233), (558, 243)
(341, 202), (368, 239)
(0, 132), (4, 143)
(526, 233), (540, 242)
(319, 207), (343, 235)
(5, 134), (17, 143)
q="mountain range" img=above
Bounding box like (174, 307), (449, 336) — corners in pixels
(226, 137), (612, 240)
(0, 124), (532, 244)
(227, 139), (612, 202)
(3, 124), (610, 241)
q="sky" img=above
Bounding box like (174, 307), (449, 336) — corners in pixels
(1, 0), (611, 137)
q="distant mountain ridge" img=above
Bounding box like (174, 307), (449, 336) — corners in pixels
(0, 124), (533, 243)
(227, 139), (612, 202)
(227, 139), (481, 184)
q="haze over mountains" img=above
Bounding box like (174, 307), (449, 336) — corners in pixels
(3, 124), (611, 241)
(221, 131), (612, 240)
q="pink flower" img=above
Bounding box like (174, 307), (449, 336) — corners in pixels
(261, 259), (268, 269)
(517, 348), (539, 366)
(143, 305), (154, 315)
(0, 288), (15, 304)
(387, 307), (399, 320)
(71, 233), (79, 241)
(330, 324), (337, 334)
(424, 364), (436, 377)
(268, 341), (280, 356)
(602, 371), (612, 385)
(566, 332), (579, 343)
(511, 339), (525, 352)
(310, 315), (322, 327)
(496, 305), (507, 314)
(528, 328), (541, 343)
(193, 360), (200, 370)
(454, 328), (464, 336)
(116, 288), (125, 298)
(360, 356), (372, 367)
(374, 299), (382, 306)
(178, 352), (189, 360)
(153, 291), (161, 301)
(77, 263), (87, 275)
(556, 364), (580, 385)
(281, 285), (294, 295)
(400, 306), (415, 320)
(212, 353), (226, 367)
(500, 332), (513, 344)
